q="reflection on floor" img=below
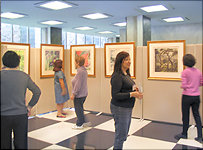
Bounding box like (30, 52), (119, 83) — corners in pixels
(26, 108), (203, 149)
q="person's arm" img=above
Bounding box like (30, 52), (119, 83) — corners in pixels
(72, 71), (83, 97)
(181, 71), (188, 89)
(59, 78), (67, 95)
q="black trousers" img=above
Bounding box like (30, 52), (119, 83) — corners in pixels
(182, 95), (202, 138)
(1, 114), (28, 149)
(74, 97), (87, 126)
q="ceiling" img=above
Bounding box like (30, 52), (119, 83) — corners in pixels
(1, 0), (202, 37)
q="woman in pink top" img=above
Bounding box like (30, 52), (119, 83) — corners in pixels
(175, 54), (203, 143)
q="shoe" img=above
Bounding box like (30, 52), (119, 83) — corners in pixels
(57, 115), (66, 118)
(62, 112), (67, 115)
(72, 124), (84, 130)
(174, 133), (187, 140)
(195, 137), (203, 143)
(83, 122), (92, 127)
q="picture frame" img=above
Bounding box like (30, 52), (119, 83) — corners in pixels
(70, 44), (96, 77)
(147, 40), (185, 81)
(40, 44), (64, 78)
(104, 42), (136, 78)
(1, 42), (30, 74)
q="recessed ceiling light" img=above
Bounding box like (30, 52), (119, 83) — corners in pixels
(82, 13), (110, 19)
(1, 12), (25, 19)
(74, 26), (94, 30)
(163, 17), (184, 22)
(114, 22), (127, 27)
(40, 20), (64, 25)
(140, 5), (168, 12)
(98, 31), (113, 34)
(40, 1), (72, 10)
(116, 35), (120, 37)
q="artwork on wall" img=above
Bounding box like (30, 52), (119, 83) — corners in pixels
(70, 44), (96, 77)
(147, 40), (185, 80)
(40, 44), (64, 78)
(1, 42), (30, 74)
(104, 42), (136, 78)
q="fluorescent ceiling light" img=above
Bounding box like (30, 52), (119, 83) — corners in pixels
(74, 27), (94, 30)
(1, 12), (25, 19)
(41, 20), (64, 25)
(82, 13), (109, 19)
(40, 1), (72, 10)
(114, 22), (126, 27)
(98, 31), (113, 34)
(140, 5), (168, 12)
(116, 35), (120, 37)
(163, 17), (184, 22)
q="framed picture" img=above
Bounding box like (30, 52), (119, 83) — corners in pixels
(104, 42), (136, 78)
(147, 40), (185, 80)
(1, 42), (30, 74)
(40, 44), (64, 78)
(70, 44), (96, 77)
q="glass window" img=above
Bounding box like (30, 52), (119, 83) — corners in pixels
(13, 25), (28, 43)
(85, 35), (94, 44)
(62, 31), (67, 49)
(94, 36), (101, 48)
(67, 32), (76, 49)
(100, 37), (107, 48)
(1, 23), (12, 42)
(29, 27), (41, 48)
(76, 33), (85, 45)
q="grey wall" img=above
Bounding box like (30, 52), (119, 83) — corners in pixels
(152, 23), (202, 44)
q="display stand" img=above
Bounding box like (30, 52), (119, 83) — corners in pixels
(138, 82), (144, 122)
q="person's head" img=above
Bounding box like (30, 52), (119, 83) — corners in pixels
(113, 51), (131, 76)
(53, 59), (63, 72)
(75, 56), (85, 68)
(183, 54), (196, 67)
(2, 51), (20, 68)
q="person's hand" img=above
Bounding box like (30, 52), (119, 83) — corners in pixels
(130, 91), (143, 99)
(70, 94), (75, 100)
(61, 89), (67, 96)
(27, 106), (31, 116)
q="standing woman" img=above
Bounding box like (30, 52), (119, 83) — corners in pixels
(53, 59), (70, 118)
(110, 51), (143, 149)
(71, 56), (90, 129)
(1, 51), (41, 149)
(175, 54), (203, 143)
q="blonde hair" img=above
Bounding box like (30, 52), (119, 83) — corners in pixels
(75, 56), (85, 66)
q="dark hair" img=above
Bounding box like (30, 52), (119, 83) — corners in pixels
(53, 59), (63, 72)
(2, 51), (20, 68)
(183, 54), (196, 67)
(75, 56), (85, 66)
(113, 51), (130, 76)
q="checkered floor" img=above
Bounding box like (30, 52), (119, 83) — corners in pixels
(26, 108), (203, 149)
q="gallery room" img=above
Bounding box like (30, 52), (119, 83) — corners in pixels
(1, 0), (202, 149)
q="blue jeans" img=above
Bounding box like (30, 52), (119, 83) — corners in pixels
(74, 97), (86, 126)
(110, 103), (132, 149)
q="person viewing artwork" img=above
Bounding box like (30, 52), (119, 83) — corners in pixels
(175, 54), (203, 143)
(1, 51), (41, 149)
(110, 51), (143, 149)
(71, 56), (91, 129)
(53, 59), (70, 118)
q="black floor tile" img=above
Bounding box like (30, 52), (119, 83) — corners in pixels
(173, 144), (203, 150)
(28, 137), (52, 149)
(133, 122), (182, 143)
(65, 113), (113, 127)
(56, 128), (115, 149)
(28, 117), (60, 132)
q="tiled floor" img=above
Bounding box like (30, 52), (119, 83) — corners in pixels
(25, 108), (203, 149)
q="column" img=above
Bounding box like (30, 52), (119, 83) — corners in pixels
(41, 27), (62, 45)
(120, 29), (126, 42)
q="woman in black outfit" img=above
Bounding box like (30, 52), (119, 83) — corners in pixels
(110, 51), (143, 149)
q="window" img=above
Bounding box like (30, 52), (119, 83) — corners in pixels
(76, 33), (85, 45)
(94, 36), (101, 48)
(85, 35), (94, 44)
(100, 37), (107, 48)
(67, 32), (76, 49)
(13, 25), (28, 43)
(62, 31), (67, 49)
(1, 23), (12, 42)
(29, 27), (41, 48)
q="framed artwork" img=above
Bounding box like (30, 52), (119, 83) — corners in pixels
(104, 42), (136, 78)
(147, 40), (185, 80)
(1, 42), (30, 74)
(40, 44), (64, 78)
(70, 44), (96, 77)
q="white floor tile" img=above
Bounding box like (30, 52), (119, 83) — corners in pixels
(28, 122), (91, 144)
(94, 118), (151, 135)
(43, 144), (72, 149)
(123, 135), (176, 149)
(177, 138), (203, 148)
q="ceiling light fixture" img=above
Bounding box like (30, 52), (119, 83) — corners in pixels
(1, 12), (25, 19)
(74, 26), (94, 30)
(39, 1), (72, 10)
(40, 20), (64, 25)
(163, 17), (184, 22)
(82, 13), (110, 19)
(98, 31), (113, 34)
(140, 5), (168, 12)
(114, 22), (127, 27)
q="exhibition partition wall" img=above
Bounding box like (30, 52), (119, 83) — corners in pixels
(26, 44), (202, 125)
